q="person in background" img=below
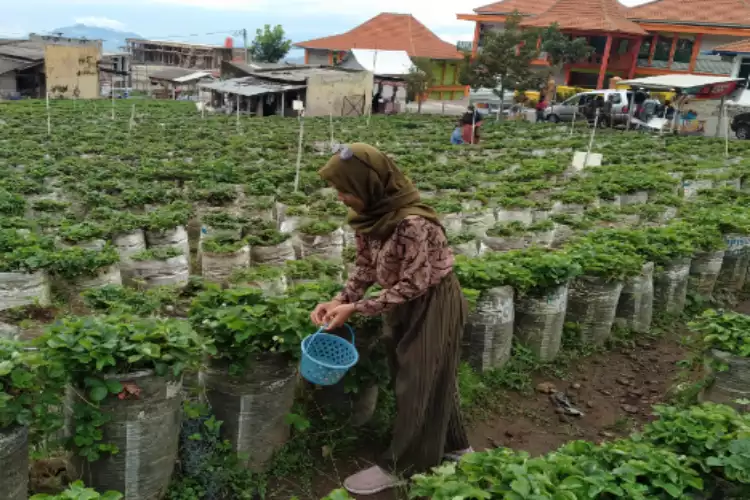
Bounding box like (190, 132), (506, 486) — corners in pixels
(536, 94), (548, 123)
(450, 120), (464, 145)
(312, 143), (472, 495)
(664, 100), (675, 120)
(463, 105), (482, 126)
(461, 119), (481, 144)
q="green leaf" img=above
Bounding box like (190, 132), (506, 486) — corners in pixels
(105, 380), (123, 394)
(90, 385), (108, 402)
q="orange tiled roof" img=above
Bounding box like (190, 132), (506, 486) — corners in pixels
(474, 0), (558, 15)
(294, 13), (463, 60)
(713, 38), (750, 53)
(521, 0), (647, 35)
(627, 0), (750, 26)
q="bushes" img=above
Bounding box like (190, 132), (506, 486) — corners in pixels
(410, 403), (748, 500)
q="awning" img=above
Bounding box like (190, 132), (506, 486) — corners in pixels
(200, 78), (305, 97)
(619, 75), (746, 100)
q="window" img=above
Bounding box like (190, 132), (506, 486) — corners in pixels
(609, 93), (622, 104)
(739, 58), (750, 80)
(618, 40), (629, 55)
(653, 35), (673, 62)
(673, 38), (694, 64)
(578, 94), (593, 106)
(639, 39), (652, 59)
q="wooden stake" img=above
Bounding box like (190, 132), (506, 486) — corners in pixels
(46, 92), (51, 136)
(294, 111), (305, 192)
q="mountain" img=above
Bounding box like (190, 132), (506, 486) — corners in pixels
(48, 24), (142, 53)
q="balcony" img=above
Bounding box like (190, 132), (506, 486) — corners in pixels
(636, 58), (731, 75)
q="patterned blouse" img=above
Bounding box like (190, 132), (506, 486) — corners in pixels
(335, 216), (454, 316)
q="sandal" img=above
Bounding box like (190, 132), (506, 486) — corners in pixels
(343, 465), (405, 495)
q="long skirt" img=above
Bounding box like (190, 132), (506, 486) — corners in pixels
(379, 272), (470, 475)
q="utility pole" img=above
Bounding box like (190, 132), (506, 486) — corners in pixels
(243, 29), (249, 64)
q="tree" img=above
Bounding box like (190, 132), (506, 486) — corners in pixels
(540, 25), (594, 100)
(405, 58), (435, 114)
(250, 24), (292, 63)
(460, 12), (543, 120)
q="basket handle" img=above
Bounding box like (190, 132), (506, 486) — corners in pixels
(318, 323), (356, 345)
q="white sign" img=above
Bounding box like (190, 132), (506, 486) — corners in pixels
(292, 100), (305, 111)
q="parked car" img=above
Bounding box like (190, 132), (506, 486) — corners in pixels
(469, 87), (516, 117)
(730, 112), (750, 139)
(544, 89), (633, 126)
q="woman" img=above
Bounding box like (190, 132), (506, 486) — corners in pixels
(311, 143), (472, 495)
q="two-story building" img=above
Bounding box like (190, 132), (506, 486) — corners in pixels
(295, 13), (466, 100)
(458, 0), (749, 89)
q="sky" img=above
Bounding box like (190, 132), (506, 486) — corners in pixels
(1, 0), (653, 54)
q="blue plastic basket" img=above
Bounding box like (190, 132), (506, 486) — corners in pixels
(300, 324), (359, 386)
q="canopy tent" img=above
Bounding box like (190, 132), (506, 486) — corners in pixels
(619, 75), (746, 100)
(337, 49), (413, 77)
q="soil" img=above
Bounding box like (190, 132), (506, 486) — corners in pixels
(281, 332), (691, 500)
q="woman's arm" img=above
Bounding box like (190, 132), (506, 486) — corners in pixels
(353, 218), (441, 316)
(334, 233), (376, 304)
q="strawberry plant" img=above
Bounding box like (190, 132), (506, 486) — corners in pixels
(688, 309), (750, 357)
(30, 481), (122, 500)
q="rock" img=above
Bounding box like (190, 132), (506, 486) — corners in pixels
(571, 383), (582, 390)
(504, 430), (515, 438)
(599, 430), (615, 438)
(628, 388), (644, 397)
(558, 414), (571, 423)
(555, 407), (566, 414)
(586, 400), (595, 408)
(629, 354), (638, 361)
(0, 322), (19, 339)
(536, 382), (557, 394)
(599, 389), (613, 396)
(616, 377), (632, 386)
(621, 404), (639, 414)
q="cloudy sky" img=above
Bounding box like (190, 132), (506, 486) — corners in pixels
(2, 0), (653, 52)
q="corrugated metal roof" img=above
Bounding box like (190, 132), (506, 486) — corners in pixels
(200, 77), (305, 97)
(149, 67), (200, 81)
(252, 66), (362, 83)
(0, 43), (44, 61)
(173, 71), (214, 83)
(0, 58), (38, 75)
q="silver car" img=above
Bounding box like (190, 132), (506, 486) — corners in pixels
(544, 90), (633, 125)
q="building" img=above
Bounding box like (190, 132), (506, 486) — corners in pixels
(295, 13), (466, 100)
(712, 39), (750, 80)
(201, 65), (373, 117)
(458, 0), (749, 89)
(127, 39), (233, 70)
(99, 52), (133, 93)
(0, 35), (103, 99)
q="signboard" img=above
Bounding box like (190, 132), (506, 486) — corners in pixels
(292, 100), (304, 111)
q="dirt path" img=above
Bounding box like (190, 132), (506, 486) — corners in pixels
(276, 332), (690, 499)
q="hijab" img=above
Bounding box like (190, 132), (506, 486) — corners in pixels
(318, 143), (442, 239)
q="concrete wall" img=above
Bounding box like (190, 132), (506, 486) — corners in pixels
(306, 49), (330, 65)
(305, 70), (373, 117)
(0, 73), (17, 98)
(44, 44), (100, 99)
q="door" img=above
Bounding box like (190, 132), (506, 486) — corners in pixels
(342, 95), (365, 116)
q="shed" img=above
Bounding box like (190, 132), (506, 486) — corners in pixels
(0, 40), (45, 99)
(149, 67), (215, 99)
(203, 65), (373, 117)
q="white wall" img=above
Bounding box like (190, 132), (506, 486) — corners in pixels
(306, 70), (374, 117)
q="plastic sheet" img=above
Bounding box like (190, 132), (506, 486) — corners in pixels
(496, 208), (533, 225)
(0, 426), (28, 500)
(299, 229), (344, 261)
(481, 235), (529, 252)
(462, 286), (514, 372)
(203, 355), (298, 471)
(688, 250), (725, 297)
(462, 210), (496, 237)
(130, 256), (189, 288)
(145, 225), (189, 256)
(653, 258), (692, 316)
(616, 262), (654, 334)
(451, 241), (481, 258)
(77, 371), (182, 500)
(201, 246), (250, 283)
(515, 284), (569, 362)
(250, 240), (296, 266)
(64, 265), (123, 299)
(566, 275), (624, 345)
(701, 349), (750, 412)
(441, 213), (463, 233)
(619, 191), (648, 206)
(716, 234), (750, 292)
(114, 231), (147, 285)
(0, 271), (51, 311)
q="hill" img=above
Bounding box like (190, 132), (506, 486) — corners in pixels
(49, 24), (142, 53)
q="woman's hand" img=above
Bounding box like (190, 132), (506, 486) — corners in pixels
(311, 300), (342, 326)
(324, 304), (356, 330)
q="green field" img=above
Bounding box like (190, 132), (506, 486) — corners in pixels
(1, 99), (750, 499)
